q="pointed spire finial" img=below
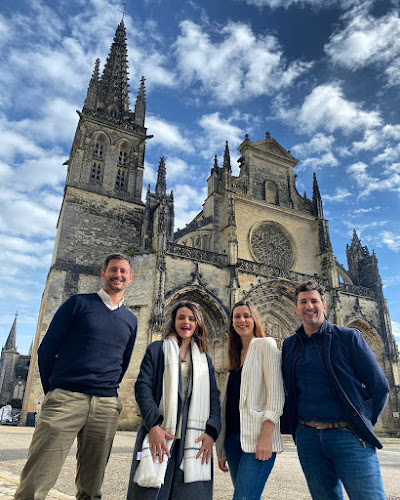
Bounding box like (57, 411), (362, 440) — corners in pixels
(156, 157), (167, 196)
(134, 76), (146, 126)
(213, 154), (218, 169)
(223, 140), (231, 170)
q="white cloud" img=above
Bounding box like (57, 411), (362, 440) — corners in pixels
(323, 188), (352, 202)
(146, 115), (194, 152)
(380, 231), (400, 252)
(173, 20), (312, 105)
(325, 10), (400, 87)
(197, 112), (244, 159)
(241, 0), (370, 8)
(295, 84), (382, 134)
(173, 184), (207, 229)
(164, 157), (190, 180)
(291, 133), (336, 157)
(347, 161), (400, 197)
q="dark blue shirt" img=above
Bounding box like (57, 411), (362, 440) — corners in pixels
(295, 323), (343, 422)
(38, 293), (137, 397)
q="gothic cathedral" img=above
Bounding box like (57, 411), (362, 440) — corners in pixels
(22, 21), (399, 436)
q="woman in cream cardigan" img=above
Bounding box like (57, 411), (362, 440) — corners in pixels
(216, 300), (284, 500)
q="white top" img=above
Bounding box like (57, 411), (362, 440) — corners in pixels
(216, 337), (285, 459)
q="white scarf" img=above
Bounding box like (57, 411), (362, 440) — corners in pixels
(134, 338), (211, 488)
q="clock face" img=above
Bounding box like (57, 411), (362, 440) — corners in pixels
(250, 223), (294, 270)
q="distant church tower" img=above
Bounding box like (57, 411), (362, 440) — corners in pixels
(0, 313), (30, 407)
(22, 20), (152, 418)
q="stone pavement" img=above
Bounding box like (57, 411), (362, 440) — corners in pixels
(1, 427), (400, 499)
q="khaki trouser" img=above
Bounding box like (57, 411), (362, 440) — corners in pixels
(15, 388), (122, 500)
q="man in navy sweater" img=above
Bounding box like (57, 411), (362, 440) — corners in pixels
(15, 253), (137, 500)
(282, 280), (389, 500)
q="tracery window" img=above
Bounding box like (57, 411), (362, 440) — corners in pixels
(93, 141), (104, 159)
(118, 147), (128, 166)
(115, 167), (127, 190)
(90, 162), (102, 184)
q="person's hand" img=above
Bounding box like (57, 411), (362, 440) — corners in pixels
(218, 459), (229, 472)
(195, 433), (214, 464)
(255, 434), (272, 461)
(149, 425), (175, 463)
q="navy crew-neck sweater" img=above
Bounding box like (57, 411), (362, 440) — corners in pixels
(38, 293), (137, 397)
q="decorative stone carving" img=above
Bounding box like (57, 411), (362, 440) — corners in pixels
(166, 242), (228, 267)
(250, 223), (294, 269)
(339, 283), (376, 300)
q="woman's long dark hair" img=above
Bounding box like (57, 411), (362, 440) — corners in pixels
(163, 301), (209, 353)
(228, 300), (265, 371)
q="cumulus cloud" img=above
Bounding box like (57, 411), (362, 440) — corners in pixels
(197, 112), (244, 161)
(173, 20), (312, 105)
(325, 10), (400, 87)
(295, 84), (382, 134)
(146, 115), (194, 152)
(173, 184), (208, 230)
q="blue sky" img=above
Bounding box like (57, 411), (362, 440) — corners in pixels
(0, 0), (399, 354)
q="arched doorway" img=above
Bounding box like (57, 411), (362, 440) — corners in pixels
(244, 279), (300, 349)
(165, 286), (229, 389)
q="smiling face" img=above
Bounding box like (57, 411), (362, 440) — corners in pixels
(100, 258), (133, 296)
(174, 306), (197, 343)
(232, 305), (255, 341)
(295, 289), (327, 336)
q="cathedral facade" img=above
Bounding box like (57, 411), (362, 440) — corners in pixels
(22, 21), (400, 435)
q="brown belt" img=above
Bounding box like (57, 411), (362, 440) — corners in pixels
(299, 419), (348, 430)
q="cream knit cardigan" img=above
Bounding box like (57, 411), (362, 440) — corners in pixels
(216, 337), (285, 460)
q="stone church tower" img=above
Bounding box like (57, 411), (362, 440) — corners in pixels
(0, 313), (30, 408)
(23, 21), (399, 436)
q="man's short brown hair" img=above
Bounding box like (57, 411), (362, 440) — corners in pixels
(102, 253), (132, 272)
(294, 280), (325, 304)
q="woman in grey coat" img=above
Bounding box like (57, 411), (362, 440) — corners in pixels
(126, 301), (221, 500)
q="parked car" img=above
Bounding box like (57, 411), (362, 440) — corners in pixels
(12, 412), (21, 425)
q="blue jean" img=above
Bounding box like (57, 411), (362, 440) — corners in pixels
(295, 423), (385, 500)
(225, 432), (276, 500)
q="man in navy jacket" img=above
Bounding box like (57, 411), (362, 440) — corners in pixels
(15, 253), (137, 500)
(282, 280), (389, 500)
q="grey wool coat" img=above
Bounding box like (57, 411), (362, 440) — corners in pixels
(126, 340), (221, 500)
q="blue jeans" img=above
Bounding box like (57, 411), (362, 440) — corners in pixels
(295, 423), (385, 500)
(225, 432), (276, 500)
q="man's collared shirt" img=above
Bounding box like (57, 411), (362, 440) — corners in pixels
(97, 289), (124, 311)
(295, 321), (344, 422)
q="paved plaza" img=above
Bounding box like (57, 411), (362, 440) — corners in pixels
(0, 427), (399, 499)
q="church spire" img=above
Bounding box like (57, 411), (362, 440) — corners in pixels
(312, 172), (323, 218)
(134, 76), (146, 127)
(223, 140), (232, 171)
(4, 312), (17, 351)
(155, 157), (167, 196)
(84, 58), (100, 111)
(97, 19), (130, 116)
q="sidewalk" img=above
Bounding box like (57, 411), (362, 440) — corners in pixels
(1, 427), (400, 499)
